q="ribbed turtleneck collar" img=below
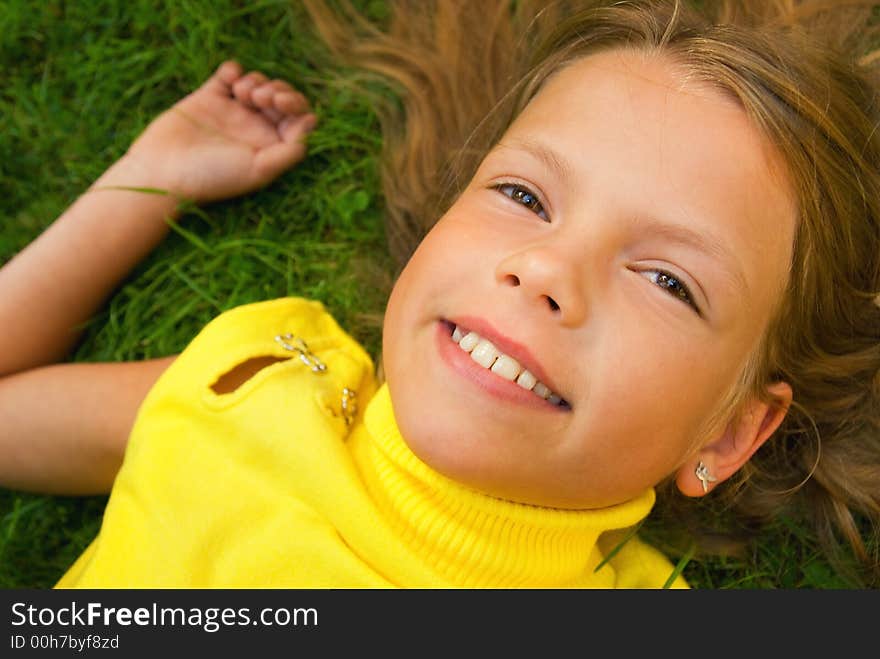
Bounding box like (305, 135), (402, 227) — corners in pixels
(349, 383), (656, 588)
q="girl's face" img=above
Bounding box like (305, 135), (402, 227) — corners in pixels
(382, 48), (796, 509)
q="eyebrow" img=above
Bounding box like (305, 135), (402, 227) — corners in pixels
(498, 137), (575, 187)
(498, 137), (751, 304)
(633, 215), (750, 303)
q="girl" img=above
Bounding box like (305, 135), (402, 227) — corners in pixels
(2, 0), (879, 588)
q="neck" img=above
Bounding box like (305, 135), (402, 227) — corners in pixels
(349, 383), (656, 587)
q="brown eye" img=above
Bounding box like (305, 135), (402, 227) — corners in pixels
(493, 183), (549, 221)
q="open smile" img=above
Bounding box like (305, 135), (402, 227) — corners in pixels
(435, 320), (571, 411)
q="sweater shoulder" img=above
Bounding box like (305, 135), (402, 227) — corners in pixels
(599, 529), (689, 589)
(144, 296), (375, 400)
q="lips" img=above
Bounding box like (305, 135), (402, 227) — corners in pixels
(437, 316), (571, 411)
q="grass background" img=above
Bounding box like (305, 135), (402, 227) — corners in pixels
(0, 0), (872, 589)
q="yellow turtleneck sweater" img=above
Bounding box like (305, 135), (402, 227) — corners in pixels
(56, 297), (687, 589)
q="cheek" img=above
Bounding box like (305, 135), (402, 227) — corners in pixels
(384, 214), (486, 320)
(587, 315), (738, 461)
(382, 221), (462, 375)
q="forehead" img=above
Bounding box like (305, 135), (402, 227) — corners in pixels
(513, 48), (790, 192)
(501, 48), (797, 313)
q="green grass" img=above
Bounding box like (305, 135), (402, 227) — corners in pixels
(0, 0), (871, 589)
(0, 0), (390, 589)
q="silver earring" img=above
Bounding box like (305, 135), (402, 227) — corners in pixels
(695, 461), (717, 493)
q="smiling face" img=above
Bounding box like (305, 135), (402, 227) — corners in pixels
(381, 48), (797, 509)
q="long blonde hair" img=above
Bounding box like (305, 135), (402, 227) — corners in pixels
(304, 0), (880, 584)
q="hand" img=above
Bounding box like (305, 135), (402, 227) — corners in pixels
(123, 61), (317, 203)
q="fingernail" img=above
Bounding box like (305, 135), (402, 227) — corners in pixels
(303, 114), (318, 134)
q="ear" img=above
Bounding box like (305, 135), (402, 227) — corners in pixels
(675, 381), (792, 497)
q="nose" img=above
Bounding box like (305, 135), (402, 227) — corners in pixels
(495, 244), (588, 327)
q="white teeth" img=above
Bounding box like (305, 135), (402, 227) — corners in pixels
(491, 354), (521, 381)
(533, 382), (551, 399)
(516, 369), (537, 391)
(451, 324), (566, 407)
(458, 331), (480, 352)
(470, 338), (499, 369)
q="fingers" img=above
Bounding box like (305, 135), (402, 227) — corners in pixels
(216, 60), (244, 87)
(229, 69), (312, 126)
(205, 60), (244, 94)
(231, 71), (268, 106)
(254, 112), (317, 180)
(251, 81), (311, 118)
(206, 61), (312, 120)
(202, 60), (319, 184)
(279, 112), (318, 142)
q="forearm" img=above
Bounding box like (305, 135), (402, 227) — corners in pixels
(0, 357), (176, 495)
(0, 156), (181, 376)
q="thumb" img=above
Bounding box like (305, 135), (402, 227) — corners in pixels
(253, 113), (317, 183)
